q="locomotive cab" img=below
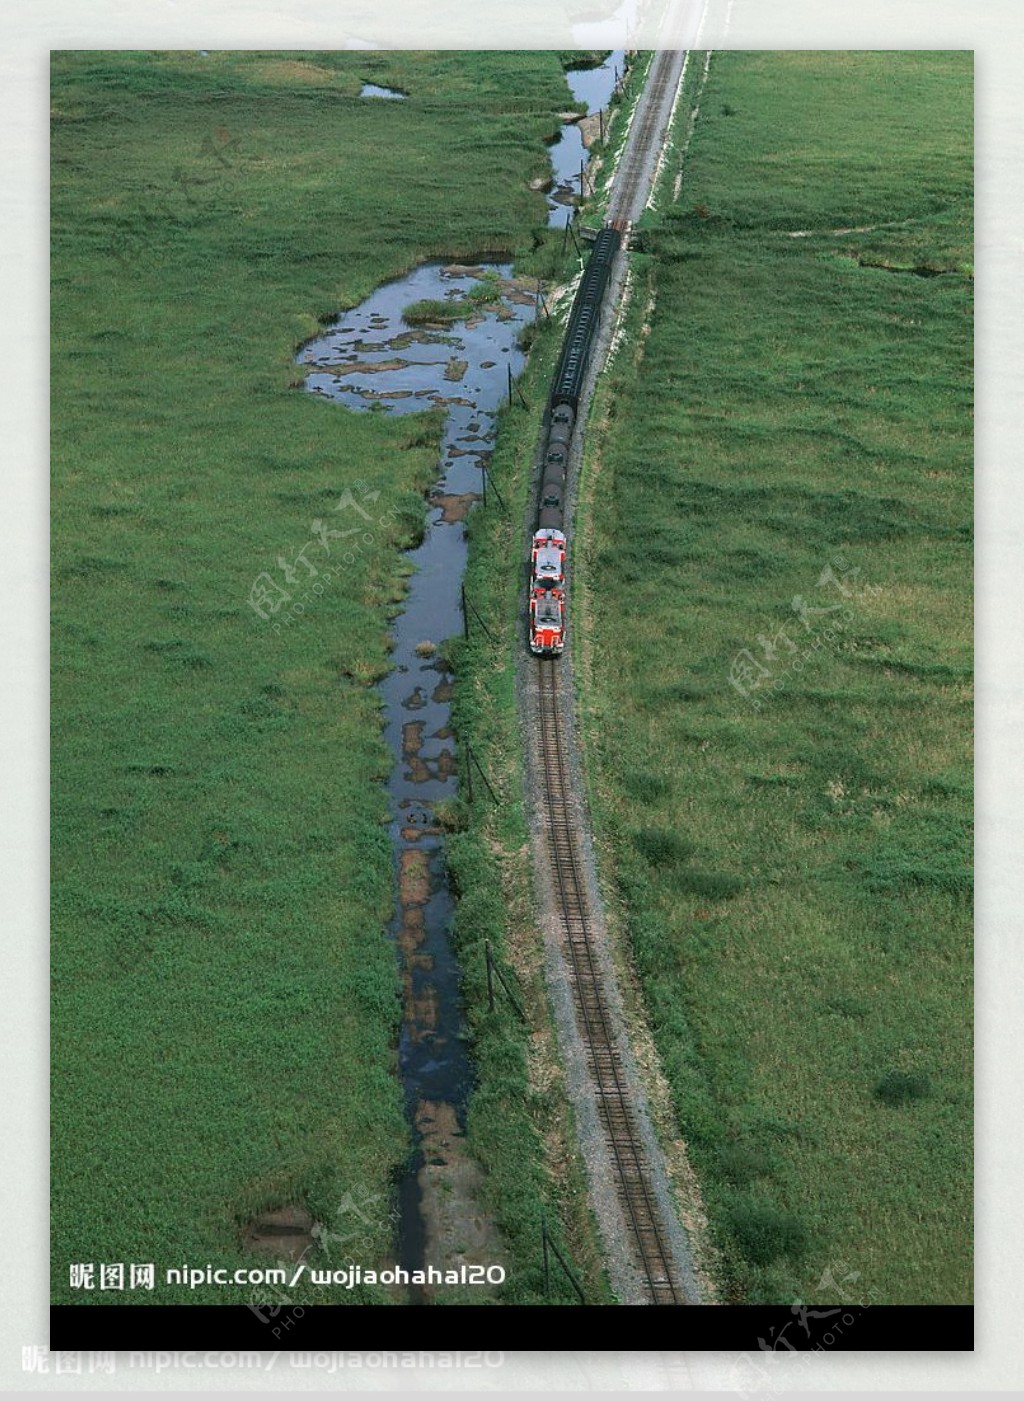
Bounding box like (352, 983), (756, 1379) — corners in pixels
(529, 583), (565, 655)
(531, 528), (566, 586)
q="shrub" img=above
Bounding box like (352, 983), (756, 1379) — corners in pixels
(717, 1140), (776, 1186)
(874, 1071), (932, 1107)
(728, 1200), (807, 1266)
(674, 869), (744, 900)
(402, 297), (465, 326)
(631, 827), (694, 866)
(622, 771), (670, 803)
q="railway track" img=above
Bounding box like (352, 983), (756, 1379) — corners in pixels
(607, 49), (687, 233)
(524, 49), (702, 1305)
(536, 662), (683, 1304)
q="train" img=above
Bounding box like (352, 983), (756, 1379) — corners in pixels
(529, 226), (622, 655)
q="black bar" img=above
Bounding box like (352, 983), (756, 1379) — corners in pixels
(50, 1304), (974, 1351)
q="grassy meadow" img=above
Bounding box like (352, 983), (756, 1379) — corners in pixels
(51, 49), (579, 1303)
(574, 51), (972, 1302)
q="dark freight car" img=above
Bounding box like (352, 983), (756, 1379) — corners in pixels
(529, 224), (621, 655)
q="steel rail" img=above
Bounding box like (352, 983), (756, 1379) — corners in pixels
(537, 662), (681, 1303)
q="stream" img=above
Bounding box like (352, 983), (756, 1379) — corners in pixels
(298, 263), (535, 1283)
(546, 49), (626, 226)
(296, 52), (624, 1289)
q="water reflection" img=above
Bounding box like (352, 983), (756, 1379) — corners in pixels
(298, 262), (536, 1273)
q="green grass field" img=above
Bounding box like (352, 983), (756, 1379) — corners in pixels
(50, 49), (580, 1304)
(53, 46), (973, 1310)
(575, 50), (972, 1303)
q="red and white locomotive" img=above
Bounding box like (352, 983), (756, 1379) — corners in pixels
(529, 581), (566, 655)
(529, 527), (566, 655)
(531, 527), (565, 586)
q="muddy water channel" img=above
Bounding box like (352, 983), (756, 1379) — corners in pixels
(298, 263), (535, 1291)
(546, 49), (625, 226)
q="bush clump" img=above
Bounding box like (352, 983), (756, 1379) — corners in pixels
(717, 1140), (776, 1186)
(674, 869), (744, 900)
(622, 770), (670, 803)
(728, 1200), (807, 1266)
(631, 827), (694, 866)
(403, 277), (501, 327)
(874, 1070), (932, 1106)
